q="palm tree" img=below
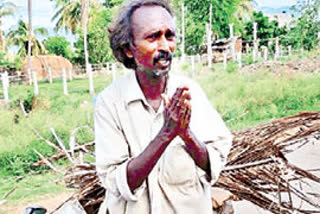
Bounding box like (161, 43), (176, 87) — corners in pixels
(0, 1), (17, 52)
(6, 20), (48, 57)
(236, 0), (256, 20)
(51, 0), (100, 33)
(52, 0), (100, 94)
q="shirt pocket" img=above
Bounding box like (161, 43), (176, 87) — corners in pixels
(160, 140), (197, 185)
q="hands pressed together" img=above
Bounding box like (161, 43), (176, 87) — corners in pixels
(161, 86), (192, 139)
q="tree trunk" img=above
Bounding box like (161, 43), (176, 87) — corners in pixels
(81, 0), (94, 95)
(0, 16), (4, 52)
(27, 0), (32, 85)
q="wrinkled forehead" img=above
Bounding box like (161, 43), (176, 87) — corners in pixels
(131, 5), (176, 37)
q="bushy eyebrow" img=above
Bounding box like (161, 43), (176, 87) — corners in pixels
(143, 27), (176, 39)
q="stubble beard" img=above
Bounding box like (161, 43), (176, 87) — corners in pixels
(152, 65), (170, 79)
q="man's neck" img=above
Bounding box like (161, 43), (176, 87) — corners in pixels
(135, 70), (167, 106)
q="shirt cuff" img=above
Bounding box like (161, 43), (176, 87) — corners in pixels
(116, 159), (146, 201)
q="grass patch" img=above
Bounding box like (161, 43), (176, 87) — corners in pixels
(0, 171), (73, 206)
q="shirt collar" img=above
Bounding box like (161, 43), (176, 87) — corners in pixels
(124, 71), (147, 106)
(124, 71), (171, 109)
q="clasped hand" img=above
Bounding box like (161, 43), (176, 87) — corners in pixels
(161, 86), (191, 138)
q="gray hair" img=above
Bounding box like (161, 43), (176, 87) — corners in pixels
(108, 0), (174, 69)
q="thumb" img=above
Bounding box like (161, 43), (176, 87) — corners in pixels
(161, 94), (169, 107)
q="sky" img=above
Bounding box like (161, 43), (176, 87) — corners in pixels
(255, 0), (297, 8)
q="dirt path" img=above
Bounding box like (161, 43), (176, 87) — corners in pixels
(0, 191), (74, 214)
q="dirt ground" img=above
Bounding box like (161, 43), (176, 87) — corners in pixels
(241, 56), (320, 76)
(0, 191), (74, 214)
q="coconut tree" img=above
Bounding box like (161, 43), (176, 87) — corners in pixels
(51, 0), (100, 33)
(52, 0), (100, 94)
(6, 20), (48, 57)
(236, 0), (256, 20)
(0, 1), (17, 52)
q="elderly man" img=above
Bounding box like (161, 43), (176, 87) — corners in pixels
(95, 0), (232, 213)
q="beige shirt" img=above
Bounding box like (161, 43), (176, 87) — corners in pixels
(95, 71), (232, 214)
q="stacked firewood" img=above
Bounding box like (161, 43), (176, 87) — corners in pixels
(42, 112), (320, 214)
(216, 111), (320, 213)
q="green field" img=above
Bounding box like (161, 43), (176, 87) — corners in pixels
(0, 55), (320, 207)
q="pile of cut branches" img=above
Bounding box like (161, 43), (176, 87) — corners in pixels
(216, 111), (320, 213)
(45, 112), (320, 214)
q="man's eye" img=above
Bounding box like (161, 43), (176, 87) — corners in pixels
(166, 31), (175, 40)
(147, 32), (160, 41)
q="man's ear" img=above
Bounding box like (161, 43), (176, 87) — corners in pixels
(124, 48), (133, 58)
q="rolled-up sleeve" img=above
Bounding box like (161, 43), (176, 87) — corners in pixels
(189, 82), (233, 185)
(95, 93), (146, 201)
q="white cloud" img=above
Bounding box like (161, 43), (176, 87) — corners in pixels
(255, 0), (297, 8)
(4, 0), (56, 32)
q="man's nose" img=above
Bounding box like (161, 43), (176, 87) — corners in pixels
(158, 36), (170, 52)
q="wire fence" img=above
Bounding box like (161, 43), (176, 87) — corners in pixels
(0, 40), (318, 103)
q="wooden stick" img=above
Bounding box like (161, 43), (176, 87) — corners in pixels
(28, 125), (61, 152)
(33, 149), (65, 174)
(50, 127), (73, 163)
(19, 100), (28, 117)
(2, 186), (17, 199)
(32, 141), (94, 167)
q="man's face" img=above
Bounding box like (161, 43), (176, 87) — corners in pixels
(127, 5), (176, 78)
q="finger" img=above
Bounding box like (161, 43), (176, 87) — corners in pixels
(169, 88), (183, 111)
(181, 102), (191, 129)
(174, 90), (191, 113)
(179, 100), (189, 128)
(185, 103), (192, 127)
(183, 91), (191, 100)
(161, 94), (169, 109)
(171, 86), (189, 107)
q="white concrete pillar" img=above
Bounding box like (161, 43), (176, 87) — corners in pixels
(48, 67), (53, 84)
(69, 69), (73, 81)
(32, 71), (39, 96)
(112, 63), (117, 82)
(28, 68), (32, 85)
(62, 68), (68, 95)
(263, 47), (268, 61)
(237, 52), (242, 68)
(288, 46), (292, 56)
(2, 72), (9, 102)
(253, 22), (258, 61)
(223, 51), (228, 70)
(275, 37), (280, 59)
(191, 55), (195, 76)
(229, 23), (236, 61)
(88, 64), (94, 95)
(206, 23), (212, 69)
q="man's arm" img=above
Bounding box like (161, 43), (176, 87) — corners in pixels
(180, 129), (211, 178)
(127, 87), (191, 192)
(178, 82), (232, 183)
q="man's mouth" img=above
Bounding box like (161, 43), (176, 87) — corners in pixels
(156, 59), (170, 68)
